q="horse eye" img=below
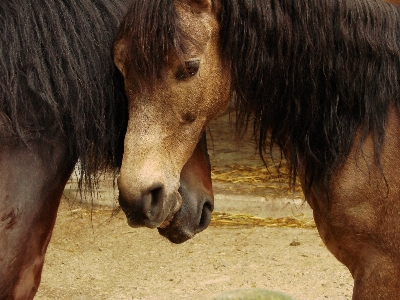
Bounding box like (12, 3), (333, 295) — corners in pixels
(175, 60), (200, 80)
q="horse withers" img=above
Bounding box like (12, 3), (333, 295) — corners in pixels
(114, 0), (400, 298)
(0, 0), (214, 298)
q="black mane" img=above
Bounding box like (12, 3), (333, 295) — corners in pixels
(0, 0), (130, 184)
(219, 0), (400, 195)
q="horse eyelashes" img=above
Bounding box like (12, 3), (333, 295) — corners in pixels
(175, 60), (200, 80)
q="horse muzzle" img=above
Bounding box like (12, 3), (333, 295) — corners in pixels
(118, 181), (182, 229)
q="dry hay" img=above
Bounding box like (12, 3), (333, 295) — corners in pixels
(211, 163), (303, 199)
(211, 212), (316, 229)
(211, 153), (294, 184)
(63, 206), (315, 229)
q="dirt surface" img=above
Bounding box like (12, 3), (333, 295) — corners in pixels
(36, 113), (354, 299)
(36, 201), (353, 300)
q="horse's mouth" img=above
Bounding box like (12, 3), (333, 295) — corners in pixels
(157, 196), (214, 244)
(124, 208), (177, 229)
(157, 209), (193, 244)
(157, 223), (194, 244)
(157, 213), (176, 229)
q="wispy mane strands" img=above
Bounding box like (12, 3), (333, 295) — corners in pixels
(219, 0), (400, 195)
(0, 0), (130, 184)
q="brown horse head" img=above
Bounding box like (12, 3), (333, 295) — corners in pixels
(113, 0), (229, 229)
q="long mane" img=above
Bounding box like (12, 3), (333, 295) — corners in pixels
(219, 0), (400, 195)
(0, 0), (130, 184)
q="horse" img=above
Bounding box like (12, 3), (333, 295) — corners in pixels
(0, 0), (214, 298)
(114, 0), (400, 298)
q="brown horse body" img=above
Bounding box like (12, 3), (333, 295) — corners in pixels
(0, 0), (214, 298)
(309, 105), (400, 297)
(115, 0), (400, 298)
(0, 138), (75, 299)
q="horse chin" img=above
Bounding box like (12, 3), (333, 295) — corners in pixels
(157, 204), (191, 244)
(157, 200), (213, 244)
(157, 190), (214, 244)
(157, 223), (194, 244)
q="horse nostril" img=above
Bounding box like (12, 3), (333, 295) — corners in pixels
(145, 185), (164, 218)
(197, 197), (214, 232)
(118, 182), (168, 228)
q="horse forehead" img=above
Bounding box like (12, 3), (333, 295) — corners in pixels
(176, 2), (215, 46)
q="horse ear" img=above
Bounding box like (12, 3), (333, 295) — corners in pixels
(187, 0), (212, 13)
(113, 38), (127, 77)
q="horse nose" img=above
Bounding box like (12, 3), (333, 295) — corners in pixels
(118, 180), (167, 228)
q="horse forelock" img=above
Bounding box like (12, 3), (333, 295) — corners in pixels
(115, 0), (175, 90)
(0, 0), (130, 186)
(115, 0), (212, 91)
(219, 0), (400, 195)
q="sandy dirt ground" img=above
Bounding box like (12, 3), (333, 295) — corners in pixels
(36, 201), (354, 300)
(35, 112), (354, 299)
